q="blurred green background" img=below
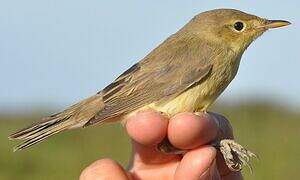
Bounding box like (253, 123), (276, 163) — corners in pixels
(2, 103), (299, 180)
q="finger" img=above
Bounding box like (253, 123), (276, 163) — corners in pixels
(209, 112), (234, 140)
(125, 110), (180, 165)
(80, 159), (129, 180)
(222, 171), (243, 180)
(168, 112), (218, 149)
(210, 113), (235, 175)
(126, 110), (168, 146)
(200, 160), (221, 180)
(174, 146), (219, 180)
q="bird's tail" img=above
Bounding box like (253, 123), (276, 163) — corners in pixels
(9, 94), (104, 151)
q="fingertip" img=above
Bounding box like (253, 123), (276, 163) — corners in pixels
(126, 110), (169, 146)
(168, 112), (218, 149)
(80, 159), (128, 180)
(175, 146), (217, 180)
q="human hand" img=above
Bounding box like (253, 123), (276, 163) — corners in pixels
(80, 110), (243, 180)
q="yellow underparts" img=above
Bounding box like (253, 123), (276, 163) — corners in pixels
(150, 82), (215, 116)
(123, 82), (217, 125)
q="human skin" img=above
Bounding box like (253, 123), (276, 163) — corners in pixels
(79, 111), (243, 180)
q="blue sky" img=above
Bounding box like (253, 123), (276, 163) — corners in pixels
(1, 0), (299, 112)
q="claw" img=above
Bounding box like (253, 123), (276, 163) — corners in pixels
(215, 139), (257, 172)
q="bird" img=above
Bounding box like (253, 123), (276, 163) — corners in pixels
(9, 9), (290, 171)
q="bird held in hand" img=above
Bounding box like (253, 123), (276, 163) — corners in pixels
(9, 9), (290, 171)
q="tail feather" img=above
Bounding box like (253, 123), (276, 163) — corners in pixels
(9, 94), (104, 151)
(12, 121), (67, 151)
(9, 117), (63, 140)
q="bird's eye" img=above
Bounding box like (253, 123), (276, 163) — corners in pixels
(233, 21), (245, 32)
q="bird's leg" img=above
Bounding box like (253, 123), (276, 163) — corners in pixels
(212, 139), (257, 172)
(157, 136), (257, 172)
(157, 111), (257, 172)
(208, 112), (257, 172)
(157, 137), (186, 154)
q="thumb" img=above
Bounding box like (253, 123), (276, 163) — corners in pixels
(174, 146), (220, 180)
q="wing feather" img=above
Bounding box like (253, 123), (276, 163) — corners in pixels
(85, 33), (220, 126)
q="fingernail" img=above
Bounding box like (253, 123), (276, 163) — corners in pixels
(199, 168), (211, 180)
(199, 160), (219, 180)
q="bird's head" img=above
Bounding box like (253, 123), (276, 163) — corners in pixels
(185, 9), (290, 53)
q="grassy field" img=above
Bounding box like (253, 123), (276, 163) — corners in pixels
(1, 103), (299, 180)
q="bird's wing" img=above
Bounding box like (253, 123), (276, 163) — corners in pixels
(85, 33), (220, 126)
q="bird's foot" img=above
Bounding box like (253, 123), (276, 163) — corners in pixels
(213, 139), (257, 172)
(158, 111), (172, 119)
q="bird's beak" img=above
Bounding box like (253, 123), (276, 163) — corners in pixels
(258, 19), (291, 30)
